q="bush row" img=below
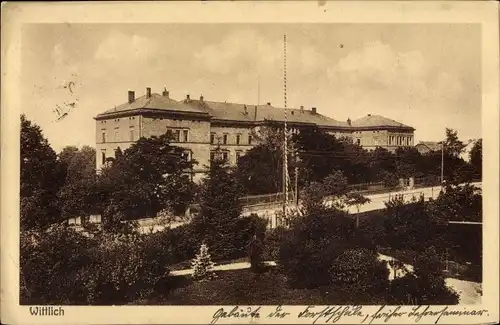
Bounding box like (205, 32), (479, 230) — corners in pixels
(20, 215), (267, 305)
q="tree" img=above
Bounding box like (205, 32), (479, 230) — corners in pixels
(444, 128), (465, 158)
(293, 126), (370, 184)
(389, 247), (459, 305)
(279, 208), (363, 289)
(300, 170), (350, 215)
(191, 243), (216, 281)
(383, 196), (449, 251)
(469, 139), (482, 179)
(345, 193), (371, 228)
(193, 152), (246, 259)
(394, 147), (423, 179)
(20, 114), (64, 230)
(58, 146), (99, 221)
(98, 134), (197, 226)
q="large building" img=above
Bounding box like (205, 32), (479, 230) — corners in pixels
(94, 88), (415, 180)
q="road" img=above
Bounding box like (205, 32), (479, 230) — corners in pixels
(241, 182), (482, 220)
(133, 182), (481, 233)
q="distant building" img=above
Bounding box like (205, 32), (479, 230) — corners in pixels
(94, 88), (416, 181)
(415, 141), (443, 155)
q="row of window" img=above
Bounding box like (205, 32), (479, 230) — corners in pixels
(210, 133), (252, 145)
(101, 127), (136, 143)
(389, 135), (412, 146)
(166, 129), (189, 142)
(101, 128), (192, 143)
(210, 150), (244, 163)
(100, 148), (191, 165)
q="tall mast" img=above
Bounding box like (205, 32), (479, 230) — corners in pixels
(283, 34), (289, 218)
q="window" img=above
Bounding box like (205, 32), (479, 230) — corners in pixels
(236, 151), (242, 163)
(210, 151), (216, 162)
(166, 129), (173, 139)
(183, 130), (188, 142)
(248, 135), (253, 145)
(223, 134), (228, 145)
(236, 134), (241, 145)
(210, 133), (215, 144)
(129, 128), (134, 141)
(102, 131), (106, 143)
(175, 130), (181, 142)
(357, 139), (361, 145)
(101, 151), (106, 165)
(222, 151), (229, 162)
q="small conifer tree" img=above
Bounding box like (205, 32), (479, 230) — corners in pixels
(191, 243), (216, 281)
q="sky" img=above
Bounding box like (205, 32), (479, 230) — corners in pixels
(21, 23), (481, 152)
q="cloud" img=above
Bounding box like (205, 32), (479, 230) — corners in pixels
(326, 40), (464, 109)
(94, 31), (158, 62)
(193, 29), (327, 77)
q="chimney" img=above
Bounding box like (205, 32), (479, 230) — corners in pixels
(347, 118), (351, 126)
(311, 107), (317, 114)
(300, 105), (304, 113)
(267, 102), (271, 106)
(186, 94), (190, 102)
(128, 90), (135, 103)
(162, 88), (169, 97)
(146, 87), (151, 98)
(200, 94), (204, 101)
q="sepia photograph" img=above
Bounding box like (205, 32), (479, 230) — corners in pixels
(1, 1), (499, 324)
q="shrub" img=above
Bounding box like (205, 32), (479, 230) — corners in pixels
(21, 225), (173, 305)
(329, 248), (389, 294)
(279, 208), (362, 288)
(263, 226), (288, 261)
(86, 232), (169, 304)
(388, 247), (459, 305)
(20, 225), (97, 304)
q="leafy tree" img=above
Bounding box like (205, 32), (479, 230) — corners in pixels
(98, 134), (196, 226)
(444, 128), (465, 158)
(193, 152), (245, 259)
(329, 248), (389, 294)
(389, 247), (459, 305)
(279, 208), (366, 289)
(430, 183), (482, 223)
(236, 123), (299, 195)
(20, 114), (64, 230)
(345, 193), (371, 228)
(58, 146), (99, 221)
(383, 196), (449, 251)
(394, 147), (423, 179)
(293, 126), (370, 184)
(300, 170), (350, 215)
(368, 147), (397, 181)
(469, 139), (482, 178)
(236, 145), (282, 195)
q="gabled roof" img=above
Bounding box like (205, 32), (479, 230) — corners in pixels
(351, 114), (414, 130)
(96, 93), (207, 118)
(416, 141), (442, 151)
(184, 99), (349, 128)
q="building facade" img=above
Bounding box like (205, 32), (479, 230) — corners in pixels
(95, 88), (416, 181)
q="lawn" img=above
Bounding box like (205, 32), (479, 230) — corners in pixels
(144, 267), (388, 305)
